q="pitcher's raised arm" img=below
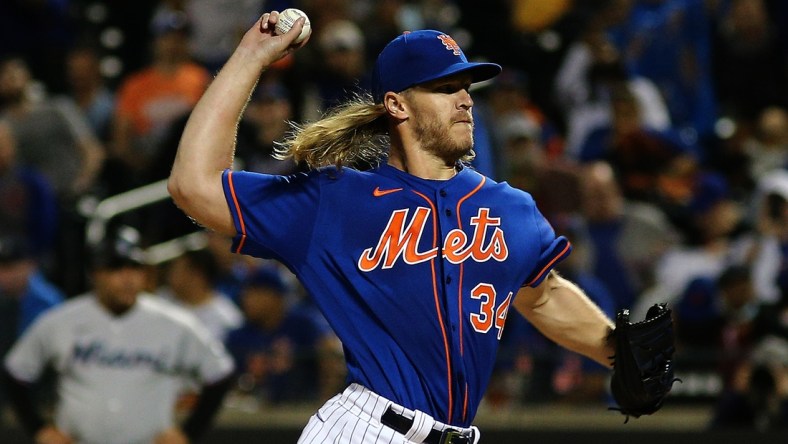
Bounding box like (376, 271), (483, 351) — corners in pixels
(167, 12), (309, 235)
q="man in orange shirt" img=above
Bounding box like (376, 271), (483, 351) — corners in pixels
(110, 11), (210, 192)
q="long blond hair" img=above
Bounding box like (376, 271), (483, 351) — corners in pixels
(273, 93), (390, 169)
(274, 91), (478, 169)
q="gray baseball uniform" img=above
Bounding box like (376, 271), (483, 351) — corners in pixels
(4, 293), (234, 444)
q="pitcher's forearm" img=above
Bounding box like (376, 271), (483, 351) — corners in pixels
(542, 284), (614, 366)
(174, 45), (269, 182)
(516, 273), (615, 367)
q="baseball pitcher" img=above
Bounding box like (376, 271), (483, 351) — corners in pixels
(168, 11), (676, 444)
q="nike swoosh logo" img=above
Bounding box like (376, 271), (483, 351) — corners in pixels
(373, 186), (403, 197)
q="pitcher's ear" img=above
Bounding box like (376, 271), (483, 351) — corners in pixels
(383, 91), (408, 119)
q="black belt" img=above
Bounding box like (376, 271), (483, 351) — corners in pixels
(380, 407), (474, 444)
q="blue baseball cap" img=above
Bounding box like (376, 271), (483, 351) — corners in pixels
(371, 30), (501, 103)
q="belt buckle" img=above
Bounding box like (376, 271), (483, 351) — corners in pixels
(440, 429), (470, 444)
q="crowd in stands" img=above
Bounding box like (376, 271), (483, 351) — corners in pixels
(1, 0), (788, 431)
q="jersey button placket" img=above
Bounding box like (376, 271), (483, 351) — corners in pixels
(437, 186), (465, 425)
(440, 189), (451, 217)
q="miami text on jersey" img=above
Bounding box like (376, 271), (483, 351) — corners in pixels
(358, 207), (508, 271)
(71, 340), (199, 377)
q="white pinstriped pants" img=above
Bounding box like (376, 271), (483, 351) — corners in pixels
(297, 384), (481, 444)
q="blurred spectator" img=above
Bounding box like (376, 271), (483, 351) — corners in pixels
(706, 105), (787, 203)
(633, 172), (750, 319)
(302, 19), (370, 121)
(158, 249), (243, 342)
(110, 10), (210, 193)
(181, 0), (265, 73)
(303, 0), (354, 29)
(156, 247), (243, 412)
(158, 248), (244, 343)
(487, 68), (565, 169)
(486, 71), (580, 222)
(749, 169), (788, 304)
(742, 107), (788, 181)
(575, 82), (698, 206)
(553, 1), (671, 159)
(494, 112), (546, 191)
(0, 56), (105, 295)
(673, 264), (765, 407)
(751, 248), (788, 343)
(712, 0), (788, 124)
(0, 120), (58, 259)
(682, 170), (745, 245)
(64, 45), (116, 144)
(397, 0), (463, 31)
(716, 266), (761, 385)
(0, 235), (64, 412)
(609, 0), (718, 143)
(753, 186), (788, 339)
(237, 80), (303, 175)
(489, 107), (574, 219)
(0, 56), (104, 200)
(0, 0), (75, 93)
(361, 0), (407, 62)
(0, 236), (64, 338)
(710, 335), (788, 430)
(580, 161), (679, 310)
(674, 276), (725, 353)
(732, 230), (788, 426)
(2, 227), (234, 444)
(225, 266), (342, 405)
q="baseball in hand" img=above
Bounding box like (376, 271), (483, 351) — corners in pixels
(275, 8), (311, 44)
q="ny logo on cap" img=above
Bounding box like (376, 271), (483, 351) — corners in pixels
(437, 34), (461, 56)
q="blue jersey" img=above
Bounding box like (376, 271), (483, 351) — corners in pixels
(222, 163), (570, 426)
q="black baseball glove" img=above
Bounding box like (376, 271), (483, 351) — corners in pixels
(609, 303), (679, 421)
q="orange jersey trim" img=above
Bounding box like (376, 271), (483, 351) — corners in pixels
(526, 241), (572, 287)
(454, 176), (485, 423)
(454, 176), (486, 358)
(226, 171), (247, 253)
(463, 384), (470, 423)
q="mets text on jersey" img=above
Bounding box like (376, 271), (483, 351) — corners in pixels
(357, 207), (508, 271)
